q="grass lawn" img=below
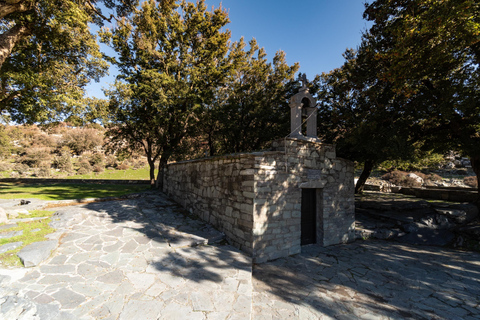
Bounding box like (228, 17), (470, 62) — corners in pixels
(0, 182), (151, 201)
(66, 167), (151, 180)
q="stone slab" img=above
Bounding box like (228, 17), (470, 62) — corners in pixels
(0, 241), (23, 254)
(17, 240), (58, 267)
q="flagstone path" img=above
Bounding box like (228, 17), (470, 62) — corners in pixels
(0, 191), (479, 319)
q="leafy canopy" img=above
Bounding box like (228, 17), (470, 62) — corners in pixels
(0, 0), (138, 123)
(102, 0), (231, 186)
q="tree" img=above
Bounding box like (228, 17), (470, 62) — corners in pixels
(102, 0), (231, 188)
(0, 0), (138, 123)
(363, 0), (480, 197)
(318, 44), (417, 193)
(203, 37), (299, 156)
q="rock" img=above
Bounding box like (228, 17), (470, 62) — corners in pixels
(0, 295), (37, 320)
(403, 223), (420, 233)
(17, 240), (57, 268)
(0, 208), (7, 224)
(0, 230), (23, 239)
(0, 242), (23, 254)
(434, 214), (452, 229)
(397, 228), (455, 246)
(373, 228), (401, 240)
(406, 173), (424, 185)
(6, 211), (19, 219)
(0, 223), (17, 231)
(435, 204), (478, 224)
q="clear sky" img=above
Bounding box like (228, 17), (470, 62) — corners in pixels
(86, 0), (371, 98)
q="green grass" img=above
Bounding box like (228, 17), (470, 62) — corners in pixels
(16, 210), (57, 219)
(0, 182), (150, 201)
(0, 211), (55, 267)
(66, 167), (151, 180)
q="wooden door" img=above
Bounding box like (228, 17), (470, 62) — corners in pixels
(301, 188), (316, 245)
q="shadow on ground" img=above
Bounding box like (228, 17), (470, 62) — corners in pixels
(253, 240), (480, 319)
(59, 190), (480, 319)
(75, 190), (251, 283)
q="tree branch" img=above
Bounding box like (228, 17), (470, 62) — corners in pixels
(0, 23), (31, 69)
(0, 0), (33, 20)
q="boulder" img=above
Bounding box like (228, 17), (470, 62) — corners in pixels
(406, 173), (424, 185)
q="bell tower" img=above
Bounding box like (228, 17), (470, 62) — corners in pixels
(289, 74), (318, 139)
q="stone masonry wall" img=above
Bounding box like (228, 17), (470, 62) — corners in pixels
(163, 138), (355, 262)
(252, 138), (355, 262)
(162, 154), (257, 254)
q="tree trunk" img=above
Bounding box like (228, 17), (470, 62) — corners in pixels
(0, 23), (30, 69)
(146, 157), (156, 189)
(155, 156), (169, 190)
(469, 156), (480, 204)
(208, 131), (216, 157)
(355, 159), (375, 194)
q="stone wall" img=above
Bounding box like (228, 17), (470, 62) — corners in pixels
(163, 137), (355, 262)
(162, 154), (257, 254)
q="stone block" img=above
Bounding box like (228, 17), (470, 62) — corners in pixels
(243, 191), (255, 199)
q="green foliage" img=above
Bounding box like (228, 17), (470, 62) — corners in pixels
(320, 0), (480, 192)
(379, 151), (445, 172)
(0, 0), (138, 124)
(102, 0), (232, 186)
(363, 0), (480, 187)
(207, 38), (299, 155)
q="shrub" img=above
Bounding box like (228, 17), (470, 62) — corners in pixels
(77, 167), (90, 175)
(88, 153), (105, 166)
(31, 134), (57, 148)
(78, 159), (92, 174)
(132, 158), (147, 169)
(93, 164), (105, 173)
(53, 154), (73, 173)
(381, 170), (407, 186)
(105, 155), (117, 168)
(20, 147), (52, 168)
(14, 163), (29, 174)
(117, 162), (129, 170)
(35, 166), (51, 178)
(62, 128), (104, 155)
(0, 161), (12, 172)
(426, 173), (443, 183)
(464, 176), (478, 188)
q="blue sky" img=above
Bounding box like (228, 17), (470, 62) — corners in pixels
(86, 0), (371, 98)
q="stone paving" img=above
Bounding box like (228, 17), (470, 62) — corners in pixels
(0, 192), (252, 320)
(0, 191), (479, 319)
(253, 241), (480, 320)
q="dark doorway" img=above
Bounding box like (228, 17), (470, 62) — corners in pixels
(301, 188), (316, 245)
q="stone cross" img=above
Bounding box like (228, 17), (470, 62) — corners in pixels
(300, 73), (308, 90)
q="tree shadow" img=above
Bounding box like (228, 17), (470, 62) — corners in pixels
(74, 190), (251, 284)
(253, 240), (480, 319)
